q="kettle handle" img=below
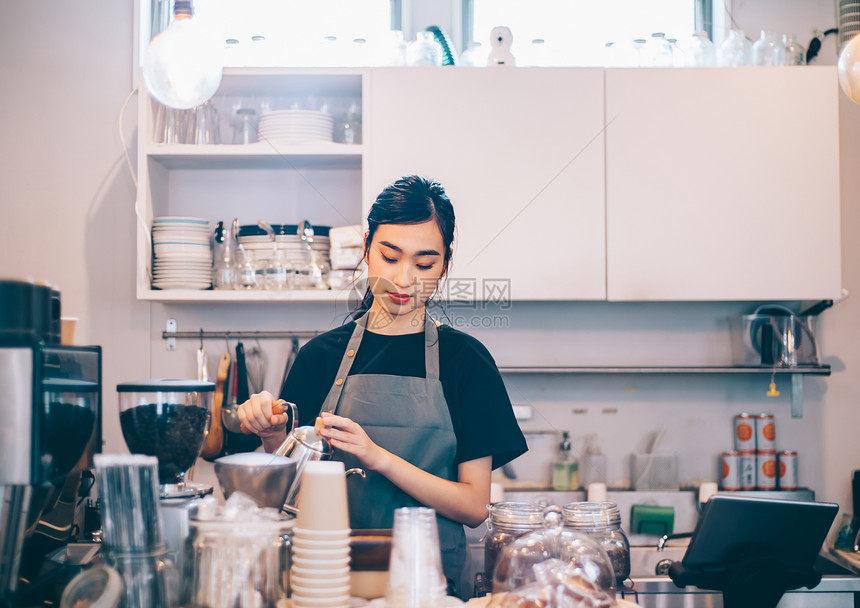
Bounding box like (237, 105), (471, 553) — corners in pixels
(240, 399), (298, 434)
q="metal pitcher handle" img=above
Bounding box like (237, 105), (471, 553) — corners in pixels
(273, 400), (299, 432)
(346, 468), (366, 478)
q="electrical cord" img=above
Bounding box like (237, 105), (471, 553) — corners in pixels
(806, 28), (838, 64)
(118, 87), (154, 283)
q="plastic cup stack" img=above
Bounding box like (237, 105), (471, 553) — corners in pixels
(385, 507), (446, 608)
(291, 461), (352, 608)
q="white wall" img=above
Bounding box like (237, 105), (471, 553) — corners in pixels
(1, 1), (858, 527)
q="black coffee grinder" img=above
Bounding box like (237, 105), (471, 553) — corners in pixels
(0, 279), (102, 607)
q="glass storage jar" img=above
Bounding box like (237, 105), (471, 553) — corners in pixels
(562, 501), (630, 584)
(483, 502), (545, 583)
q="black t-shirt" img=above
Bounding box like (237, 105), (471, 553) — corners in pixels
(279, 322), (527, 470)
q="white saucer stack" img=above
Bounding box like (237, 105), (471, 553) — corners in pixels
(259, 110), (334, 144)
(151, 217), (212, 290)
(290, 461), (352, 608)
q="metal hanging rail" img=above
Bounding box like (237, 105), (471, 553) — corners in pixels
(162, 330), (321, 341)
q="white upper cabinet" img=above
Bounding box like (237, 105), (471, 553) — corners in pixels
(366, 68), (607, 301)
(605, 67), (841, 301)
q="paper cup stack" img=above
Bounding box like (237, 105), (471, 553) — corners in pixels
(291, 461), (351, 608)
(151, 216), (212, 290)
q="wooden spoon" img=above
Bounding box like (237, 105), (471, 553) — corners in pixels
(200, 352), (231, 459)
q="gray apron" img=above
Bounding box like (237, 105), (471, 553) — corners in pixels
(320, 314), (467, 596)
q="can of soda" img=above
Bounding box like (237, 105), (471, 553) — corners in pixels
(734, 413), (756, 451)
(740, 452), (757, 489)
(778, 450), (798, 490)
(757, 451), (777, 490)
(721, 451), (741, 490)
(756, 413), (776, 451)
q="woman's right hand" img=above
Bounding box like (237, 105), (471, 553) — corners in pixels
(237, 390), (290, 439)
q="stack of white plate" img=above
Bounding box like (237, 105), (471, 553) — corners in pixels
(238, 225), (331, 268)
(151, 217), (212, 290)
(259, 110), (334, 144)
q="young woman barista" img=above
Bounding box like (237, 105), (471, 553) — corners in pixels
(238, 175), (527, 597)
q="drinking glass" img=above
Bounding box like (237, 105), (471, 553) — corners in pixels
(385, 507), (446, 608)
(232, 108), (258, 144)
(191, 102), (220, 145)
(234, 248), (259, 290)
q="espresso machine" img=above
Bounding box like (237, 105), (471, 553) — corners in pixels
(0, 279), (102, 607)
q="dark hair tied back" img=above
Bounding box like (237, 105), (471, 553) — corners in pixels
(354, 175), (455, 318)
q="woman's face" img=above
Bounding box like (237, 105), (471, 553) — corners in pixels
(365, 221), (447, 317)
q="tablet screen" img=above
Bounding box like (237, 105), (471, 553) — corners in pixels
(681, 495), (838, 572)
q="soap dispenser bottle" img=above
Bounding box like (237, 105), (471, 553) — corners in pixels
(552, 432), (578, 491)
(580, 435), (606, 488)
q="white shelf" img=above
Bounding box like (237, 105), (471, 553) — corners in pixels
(138, 288), (359, 303)
(145, 143), (363, 170)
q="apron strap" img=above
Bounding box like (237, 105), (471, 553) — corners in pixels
(319, 311), (441, 412)
(424, 317), (440, 381)
(320, 315), (367, 414)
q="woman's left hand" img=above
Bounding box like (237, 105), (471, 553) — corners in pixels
(317, 412), (388, 471)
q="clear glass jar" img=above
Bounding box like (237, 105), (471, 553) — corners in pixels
(717, 29), (752, 67)
(483, 502), (545, 582)
(677, 31), (716, 67)
(644, 32), (673, 67)
(752, 30), (786, 66)
(489, 507), (616, 601)
(406, 31), (443, 66)
(782, 34), (806, 66)
(562, 501), (630, 584)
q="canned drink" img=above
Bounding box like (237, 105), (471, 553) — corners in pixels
(740, 452), (757, 489)
(734, 413), (756, 451)
(756, 413), (776, 451)
(757, 451), (777, 490)
(721, 451), (741, 490)
(778, 450), (798, 490)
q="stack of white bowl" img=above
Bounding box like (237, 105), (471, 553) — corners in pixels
(151, 217), (212, 290)
(291, 461), (352, 608)
(259, 110), (334, 144)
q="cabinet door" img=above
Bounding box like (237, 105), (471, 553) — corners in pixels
(605, 67), (841, 301)
(366, 68), (606, 301)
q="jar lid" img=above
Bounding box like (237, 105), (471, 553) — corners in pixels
(562, 501), (622, 529)
(488, 502), (545, 527)
(117, 379), (215, 392)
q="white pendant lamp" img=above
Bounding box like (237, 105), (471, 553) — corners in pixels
(143, 0), (223, 110)
(838, 34), (860, 104)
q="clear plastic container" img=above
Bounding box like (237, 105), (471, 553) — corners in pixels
(483, 502), (546, 583)
(562, 501), (631, 584)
